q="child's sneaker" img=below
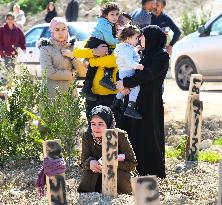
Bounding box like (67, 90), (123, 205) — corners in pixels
(124, 101), (142, 120)
(99, 68), (116, 91)
(81, 80), (97, 101)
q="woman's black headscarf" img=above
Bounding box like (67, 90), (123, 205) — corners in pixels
(141, 25), (167, 56)
(88, 105), (116, 133)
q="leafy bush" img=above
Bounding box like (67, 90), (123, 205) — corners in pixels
(0, 63), (85, 165)
(17, 0), (56, 15)
(96, 0), (111, 5)
(181, 6), (212, 36)
(39, 74), (86, 164)
(0, 64), (43, 163)
(0, 0), (12, 3)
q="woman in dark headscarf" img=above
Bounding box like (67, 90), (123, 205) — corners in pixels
(78, 105), (137, 194)
(117, 25), (169, 178)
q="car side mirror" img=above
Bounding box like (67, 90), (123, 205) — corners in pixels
(198, 25), (206, 34)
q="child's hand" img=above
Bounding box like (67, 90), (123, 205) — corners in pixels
(135, 45), (143, 52)
(136, 64), (144, 70)
(61, 49), (73, 58)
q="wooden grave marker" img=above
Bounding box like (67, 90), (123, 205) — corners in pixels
(43, 139), (67, 205)
(185, 74), (203, 132)
(186, 95), (203, 161)
(218, 160), (222, 205)
(131, 176), (160, 205)
(185, 74), (203, 161)
(102, 129), (118, 197)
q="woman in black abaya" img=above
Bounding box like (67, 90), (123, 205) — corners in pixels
(117, 25), (169, 178)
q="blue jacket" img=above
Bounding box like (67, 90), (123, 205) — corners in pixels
(131, 8), (152, 28)
(151, 12), (181, 46)
(91, 17), (119, 45)
(114, 43), (140, 72)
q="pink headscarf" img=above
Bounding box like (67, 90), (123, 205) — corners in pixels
(49, 17), (68, 45)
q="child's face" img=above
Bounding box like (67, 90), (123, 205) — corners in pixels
(117, 15), (131, 27)
(126, 33), (139, 47)
(90, 115), (107, 138)
(106, 10), (119, 24)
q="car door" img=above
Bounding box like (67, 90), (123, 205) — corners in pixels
(193, 15), (222, 76)
(21, 26), (46, 63)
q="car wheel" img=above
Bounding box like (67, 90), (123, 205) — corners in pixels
(175, 58), (197, 90)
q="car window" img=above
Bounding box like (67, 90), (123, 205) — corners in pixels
(68, 23), (95, 41)
(25, 27), (45, 47)
(210, 15), (222, 36)
(43, 27), (51, 39)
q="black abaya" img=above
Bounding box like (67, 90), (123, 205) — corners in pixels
(121, 26), (169, 178)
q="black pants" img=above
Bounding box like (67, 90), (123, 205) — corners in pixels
(84, 37), (108, 84)
(85, 94), (116, 119)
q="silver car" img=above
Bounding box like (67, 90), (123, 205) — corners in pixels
(19, 22), (96, 78)
(171, 10), (222, 90)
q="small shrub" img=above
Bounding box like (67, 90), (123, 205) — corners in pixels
(166, 135), (186, 159)
(0, 64), (43, 163)
(39, 74), (86, 165)
(17, 0), (56, 15)
(213, 137), (222, 146)
(198, 151), (222, 163)
(181, 6), (212, 36)
(0, 62), (85, 165)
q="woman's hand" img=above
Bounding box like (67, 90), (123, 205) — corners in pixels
(61, 49), (73, 58)
(93, 44), (108, 57)
(117, 154), (125, 162)
(90, 160), (102, 173)
(116, 81), (130, 95)
(121, 88), (130, 95)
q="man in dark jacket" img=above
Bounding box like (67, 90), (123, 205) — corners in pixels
(65, 0), (79, 22)
(131, 0), (156, 28)
(151, 0), (181, 54)
(0, 13), (26, 69)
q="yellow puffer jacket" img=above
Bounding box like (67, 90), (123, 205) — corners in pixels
(72, 46), (118, 95)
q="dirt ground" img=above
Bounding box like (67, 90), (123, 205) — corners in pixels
(163, 79), (222, 121)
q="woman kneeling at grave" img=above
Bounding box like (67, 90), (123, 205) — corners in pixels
(78, 105), (137, 194)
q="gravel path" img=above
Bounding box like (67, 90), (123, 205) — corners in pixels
(0, 157), (220, 205)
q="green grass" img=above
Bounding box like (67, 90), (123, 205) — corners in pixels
(213, 137), (222, 146)
(166, 148), (222, 163)
(198, 151), (222, 163)
(166, 147), (183, 159)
